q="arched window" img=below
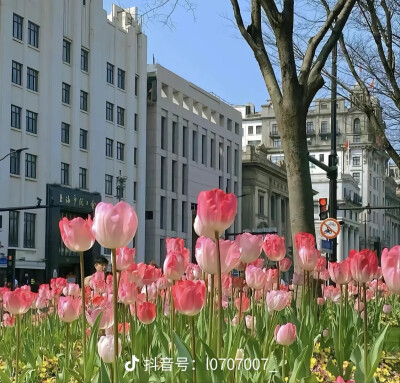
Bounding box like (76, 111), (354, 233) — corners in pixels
(353, 118), (361, 133)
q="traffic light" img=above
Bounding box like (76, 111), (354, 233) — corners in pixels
(319, 198), (328, 220)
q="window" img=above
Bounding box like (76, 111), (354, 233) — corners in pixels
(27, 67), (38, 91)
(256, 125), (262, 134)
(117, 68), (125, 89)
(353, 156), (361, 166)
(210, 138), (215, 168)
(24, 213), (36, 248)
(134, 147), (137, 165)
(107, 63), (114, 84)
(234, 149), (239, 176)
(80, 129), (88, 149)
(133, 181), (137, 201)
(134, 113), (138, 131)
(353, 118), (361, 133)
(117, 106), (125, 126)
(227, 146), (231, 173)
(259, 194), (264, 216)
(12, 61), (22, 85)
(182, 125), (188, 157)
(321, 121), (328, 133)
(63, 39), (71, 63)
(271, 124), (278, 134)
(171, 199), (176, 231)
(160, 196), (166, 229)
(248, 126), (254, 135)
(271, 195), (276, 221)
(79, 167), (87, 189)
(80, 90), (88, 111)
(135, 75), (139, 96)
(106, 102), (114, 122)
(321, 103), (328, 109)
(62, 83), (71, 104)
(219, 142), (224, 170)
(182, 164), (187, 195)
(182, 201), (187, 233)
(117, 142), (124, 161)
(105, 175), (113, 195)
(8, 211), (19, 247)
(61, 162), (69, 185)
(161, 157), (166, 189)
(192, 131), (198, 161)
(201, 134), (207, 165)
(13, 14), (23, 40)
(106, 138), (113, 157)
(161, 116), (167, 149)
(11, 105), (21, 129)
(10, 150), (21, 175)
(28, 21), (39, 48)
(319, 154), (324, 162)
(354, 135), (360, 143)
(26, 110), (38, 134)
(306, 122), (314, 133)
(172, 160), (177, 192)
(61, 122), (70, 144)
(172, 121), (178, 154)
(81, 48), (89, 72)
(25, 153), (37, 178)
(273, 138), (281, 147)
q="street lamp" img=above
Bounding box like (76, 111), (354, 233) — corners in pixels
(0, 147), (29, 162)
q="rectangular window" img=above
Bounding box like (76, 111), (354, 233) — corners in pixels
(319, 154), (324, 162)
(182, 164), (187, 195)
(353, 156), (361, 166)
(106, 138), (113, 157)
(12, 61), (22, 85)
(105, 174), (113, 195)
(219, 142), (224, 170)
(182, 201), (187, 233)
(13, 14), (23, 40)
(182, 125), (188, 157)
(11, 105), (22, 129)
(227, 146), (231, 173)
(134, 113), (138, 131)
(8, 211), (19, 247)
(210, 138), (215, 168)
(248, 126), (254, 135)
(106, 102), (114, 122)
(117, 68), (125, 90)
(28, 21), (39, 48)
(27, 67), (38, 91)
(134, 147), (137, 165)
(321, 121), (328, 133)
(61, 122), (70, 144)
(171, 199), (176, 231)
(10, 150), (21, 175)
(63, 39), (71, 63)
(202, 134), (207, 165)
(354, 135), (361, 143)
(25, 153), (37, 178)
(161, 116), (167, 150)
(80, 129), (88, 149)
(160, 196), (166, 229)
(62, 82), (70, 104)
(353, 172), (360, 183)
(306, 122), (314, 133)
(135, 75), (139, 96)
(172, 121), (178, 154)
(117, 106), (125, 126)
(271, 124), (278, 134)
(61, 162), (69, 185)
(107, 62), (114, 84)
(256, 125), (262, 134)
(192, 131), (198, 161)
(24, 213), (36, 248)
(80, 90), (88, 111)
(26, 110), (38, 134)
(79, 167), (87, 189)
(234, 149), (239, 176)
(161, 156), (166, 189)
(81, 48), (89, 72)
(133, 181), (137, 201)
(117, 142), (125, 161)
(172, 160), (177, 192)
(273, 138), (281, 147)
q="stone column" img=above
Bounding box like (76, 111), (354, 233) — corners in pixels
(337, 226), (344, 262)
(343, 226), (349, 260)
(349, 227), (355, 252)
(276, 195), (282, 235)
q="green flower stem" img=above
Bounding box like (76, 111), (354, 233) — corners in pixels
(190, 316), (197, 383)
(79, 251), (86, 382)
(282, 346), (286, 383)
(252, 291), (255, 333)
(207, 275), (214, 347)
(16, 314), (21, 383)
(363, 282), (368, 383)
(215, 231), (223, 357)
(338, 284), (343, 374)
(65, 322), (70, 383)
(170, 283), (175, 382)
(238, 272), (244, 323)
(111, 248), (118, 383)
(277, 262), (280, 290)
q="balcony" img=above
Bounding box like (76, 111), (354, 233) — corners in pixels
(306, 128), (316, 136)
(269, 130), (280, 137)
(319, 129), (331, 136)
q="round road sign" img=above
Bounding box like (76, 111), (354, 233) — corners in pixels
(320, 218), (341, 239)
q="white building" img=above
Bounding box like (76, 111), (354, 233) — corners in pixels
(146, 64), (242, 265)
(0, 1), (147, 285)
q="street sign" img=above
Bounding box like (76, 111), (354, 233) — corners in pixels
(321, 239), (333, 254)
(320, 218), (341, 239)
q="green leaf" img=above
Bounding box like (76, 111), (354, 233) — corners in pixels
(366, 324), (389, 382)
(85, 312), (102, 383)
(289, 346), (308, 383)
(97, 359), (111, 383)
(0, 369), (12, 383)
(326, 358), (340, 378)
(173, 331), (193, 382)
(351, 345), (365, 383)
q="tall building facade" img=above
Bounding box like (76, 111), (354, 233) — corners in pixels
(146, 64), (242, 265)
(0, 1), (147, 285)
(238, 88), (400, 259)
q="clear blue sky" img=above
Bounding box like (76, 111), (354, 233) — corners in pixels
(103, 0), (268, 110)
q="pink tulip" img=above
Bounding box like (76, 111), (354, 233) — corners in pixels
(297, 245), (319, 272)
(63, 283), (80, 297)
(335, 377), (355, 383)
(137, 302), (156, 324)
(292, 272), (303, 285)
(3, 313), (15, 327)
(349, 249), (378, 284)
(381, 246), (400, 294)
(245, 265), (267, 290)
(317, 297), (325, 306)
(58, 296), (81, 322)
(383, 304), (392, 314)
(98, 335), (121, 363)
(249, 258), (264, 269)
(263, 234), (286, 262)
(266, 268), (278, 284)
(90, 271), (107, 294)
(59, 216), (95, 252)
(92, 201), (138, 249)
(274, 323), (297, 346)
(172, 280), (206, 316)
(195, 189), (237, 239)
(50, 278), (67, 295)
(3, 288), (35, 315)
(118, 281), (138, 305)
(295, 232), (315, 249)
(328, 259), (352, 285)
(185, 263), (202, 281)
(156, 276), (172, 290)
(141, 283), (158, 302)
(235, 233), (263, 263)
(245, 315), (256, 330)
(354, 299), (364, 312)
(0, 287), (10, 300)
(266, 290), (290, 312)
(195, 236), (240, 275)
(35, 295), (48, 309)
(323, 286), (340, 303)
(166, 238), (190, 257)
(315, 256), (327, 273)
(319, 270), (330, 281)
(234, 295), (250, 312)
(86, 306), (114, 329)
(115, 247), (135, 271)
(137, 264), (162, 286)
(279, 258), (292, 272)
(163, 252), (186, 281)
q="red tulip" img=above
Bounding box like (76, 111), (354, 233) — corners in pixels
(195, 236), (240, 275)
(245, 265), (267, 290)
(115, 247), (135, 271)
(58, 296), (81, 322)
(266, 290), (290, 312)
(234, 295), (250, 312)
(50, 278), (67, 296)
(295, 232), (315, 249)
(274, 323), (297, 346)
(349, 249), (378, 284)
(381, 246), (400, 294)
(98, 335), (121, 363)
(263, 234), (286, 262)
(172, 280), (206, 316)
(92, 201), (138, 249)
(59, 216), (95, 252)
(137, 302), (156, 324)
(279, 258), (292, 272)
(195, 189), (237, 239)
(235, 233), (263, 263)
(328, 259), (352, 285)
(3, 288), (35, 315)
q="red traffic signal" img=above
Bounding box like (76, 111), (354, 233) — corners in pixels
(319, 198), (328, 220)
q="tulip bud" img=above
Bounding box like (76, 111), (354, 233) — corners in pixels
(98, 335), (121, 363)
